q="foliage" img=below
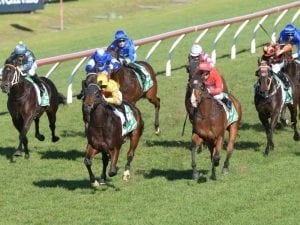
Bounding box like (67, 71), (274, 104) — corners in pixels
(0, 1), (299, 225)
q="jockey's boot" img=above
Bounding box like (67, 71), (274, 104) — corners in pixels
(118, 102), (128, 126)
(221, 97), (232, 110)
(32, 74), (45, 96)
(76, 80), (86, 100)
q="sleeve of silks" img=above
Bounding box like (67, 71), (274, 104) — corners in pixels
(106, 90), (122, 105)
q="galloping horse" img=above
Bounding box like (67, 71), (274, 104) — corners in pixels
(254, 61), (300, 155)
(108, 49), (160, 135)
(0, 63), (66, 158)
(83, 81), (144, 187)
(185, 75), (242, 180)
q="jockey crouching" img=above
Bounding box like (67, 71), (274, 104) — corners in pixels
(198, 62), (232, 110)
(107, 30), (152, 90)
(77, 48), (121, 99)
(97, 73), (132, 134)
(7, 42), (45, 96)
(262, 43), (292, 90)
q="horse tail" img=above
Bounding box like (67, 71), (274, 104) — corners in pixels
(57, 92), (67, 105)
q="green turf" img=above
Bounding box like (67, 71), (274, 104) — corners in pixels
(0, 1), (299, 225)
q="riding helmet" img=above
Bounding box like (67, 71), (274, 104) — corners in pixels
(190, 43), (203, 56)
(97, 73), (109, 87)
(284, 23), (296, 36)
(114, 30), (128, 41)
(14, 41), (27, 55)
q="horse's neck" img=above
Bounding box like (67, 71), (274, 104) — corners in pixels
(10, 80), (31, 99)
(197, 96), (220, 115)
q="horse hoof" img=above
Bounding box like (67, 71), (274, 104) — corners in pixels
(293, 134), (300, 141)
(14, 150), (23, 157)
(210, 174), (217, 181)
(109, 167), (117, 177)
(99, 179), (106, 185)
(91, 180), (100, 188)
(52, 136), (60, 142)
(24, 154), (30, 159)
(192, 172), (199, 181)
(155, 128), (160, 136)
(123, 170), (130, 181)
(36, 134), (45, 141)
(222, 167), (229, 175)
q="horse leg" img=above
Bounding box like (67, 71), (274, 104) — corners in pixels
(108, 147), (120, 177)
(260, 113), (276, 156)
(287, 103), (300, 141)
(223, 123), (239, 174)
(146, 90), (161, 135)
(210, 138), (223, 181)
(83, 144), (101, 187)
(12, 117), (24, 156)
(46, 111), (60, 142)
(190, 133), (203, 180)
(34, 118), (45, 141)
(100, 152), (109, 185)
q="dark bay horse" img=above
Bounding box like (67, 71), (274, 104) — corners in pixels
(254, 61), (300, 156)
(83, 82), (144, 187)
(0, 63), (66, 158)
(185, 75), (242, 181)
(107, 49), (160, 135)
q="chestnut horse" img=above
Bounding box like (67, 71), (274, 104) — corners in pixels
(254, 61), (300, 155)
(185, 75), (242, 180)
(0, 63), (65, 158)
(83, 81), (144, 187)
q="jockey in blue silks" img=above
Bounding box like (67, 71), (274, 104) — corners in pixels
(85, 48), (120, 74)
(77, 48), (121, 100)
(107, 29), (151, 83)
(6, 41), (45, 95)
(278, 23), (300, 62)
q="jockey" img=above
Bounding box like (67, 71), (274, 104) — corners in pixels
(198, 62), (231, 110)
(85, 48), (121, 74)
(97, 73), (128, 125)
(6, 41), (44, 95)
(188, 43), (214, 67)
(278, 23), (300, 62)
(262, 43), (292, 90)
(77, 49), (121, 99)
(107, 29), (150, 82)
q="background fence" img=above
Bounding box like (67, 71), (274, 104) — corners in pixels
(35, 1), (300, 103)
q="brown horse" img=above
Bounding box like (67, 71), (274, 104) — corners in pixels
(83, 81), (144, 187)
(0, 63), (65, 158)
(185, 75), (242, 180)
(107, 49), (160, 135)
(254, 61), (300, 155)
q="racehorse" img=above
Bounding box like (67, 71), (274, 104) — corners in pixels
(0, 63), (66, 158)
(254, 61), (300, 156)
(107, 49), (160, 135)
(185, 75), (242, 181)
(185, 57), (229, 126)
(83, 81), (144, 187)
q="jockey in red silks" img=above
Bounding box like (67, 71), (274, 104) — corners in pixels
(198, 62), (232, 109)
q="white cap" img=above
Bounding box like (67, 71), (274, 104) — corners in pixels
(190, 43), (203, 56)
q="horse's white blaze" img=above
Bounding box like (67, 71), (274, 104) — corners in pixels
(191, 90), (197, 108)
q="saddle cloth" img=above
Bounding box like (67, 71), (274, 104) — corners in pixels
(112, 104), (137, 136)
(25, 76), (50, 106)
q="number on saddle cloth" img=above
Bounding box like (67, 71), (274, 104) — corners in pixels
(25, 76), (49, 106)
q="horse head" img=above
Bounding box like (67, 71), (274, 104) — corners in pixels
(188, 75), (209, 108)
(0, 64), (22, 94)
(256, 61), (273, 93)
(187, 56), (200, 81)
